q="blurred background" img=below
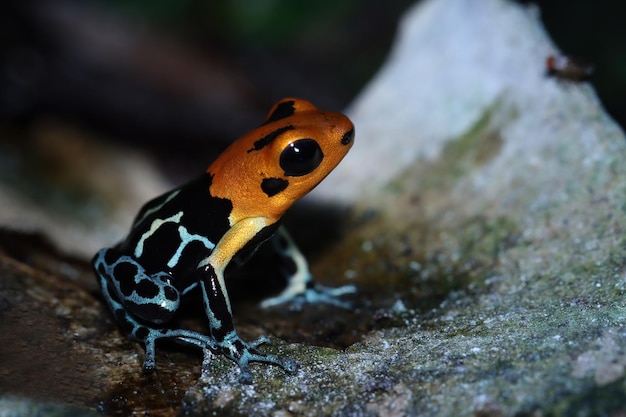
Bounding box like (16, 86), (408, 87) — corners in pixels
(0, 0), (624, 185)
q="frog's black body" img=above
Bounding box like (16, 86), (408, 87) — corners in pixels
(92, 98), (355, 383)
(125, 174), (230, 274)
(93, 173), (288, 379)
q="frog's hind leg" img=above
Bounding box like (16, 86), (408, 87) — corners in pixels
(101, 286), (216, 371)
(260, 227), (356, 309)
(92, 248), (215, 370)
(92, 248), (182, 324)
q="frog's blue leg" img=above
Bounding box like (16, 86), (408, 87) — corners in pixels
(92, 248), (217, 371)
(196, 264), (298, 384)
(260, 227), (356, 309)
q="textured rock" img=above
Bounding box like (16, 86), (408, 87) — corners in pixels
(187, 0), (626, 415)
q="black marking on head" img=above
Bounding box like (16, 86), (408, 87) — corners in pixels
(262, 100), (296, 125)
(280, 138), (323, 177)
(247, 125), (294, 153)
(135, 279), (160, 299)
(261, 178), (289, 197)
(341, 128), (355, 146)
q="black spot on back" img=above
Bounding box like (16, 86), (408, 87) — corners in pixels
(262, 100), (296, 125)
(135, 279), (160, 299)
(247, 125), (294, 153)
(114, 263), (141, 296)
(139, 222), (183, 269)
(104, 249), (120, 265)
(178, 174), (233, 241)
(261, 178), (289, 197)
(169, 240), (209, 278)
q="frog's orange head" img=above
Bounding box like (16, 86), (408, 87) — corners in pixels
(208, 98), (354, 223)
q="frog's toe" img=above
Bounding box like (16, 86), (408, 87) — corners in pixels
(142, 357), (156, 372)
(218, 335), (298, 383)
(282, 358), (299, 374)
(238, 370), (254, 384)
(261, 283), (357, 310)
(307, 283), (356, 306)
(142, 349), (156, 372)
(249, 334), (272, 349)
(235, 349), (298, 383)
(141, 336), (157, 371)
(298, 283), (357, 310)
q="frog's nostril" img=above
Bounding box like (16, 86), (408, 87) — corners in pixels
(341, 128), (354, 146)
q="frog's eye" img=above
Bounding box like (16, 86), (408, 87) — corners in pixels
(280, 139), (324, 177)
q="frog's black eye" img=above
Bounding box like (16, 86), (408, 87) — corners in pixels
(280, 139), (324, 177)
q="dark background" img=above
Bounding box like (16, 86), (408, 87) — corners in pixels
(1, 0), (624, 174)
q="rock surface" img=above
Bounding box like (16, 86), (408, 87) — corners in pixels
(2, 0), (626, 416)
(186, 0), (626, 415)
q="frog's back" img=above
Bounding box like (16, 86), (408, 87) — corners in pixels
(118, 173), (233, 277)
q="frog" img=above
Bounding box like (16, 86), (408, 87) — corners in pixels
(92, 98), (355, 384)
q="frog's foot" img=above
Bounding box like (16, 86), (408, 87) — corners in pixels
(218, 332), (298, 384)
(261, 282), (357, 310)
(139, 328), (218, 372)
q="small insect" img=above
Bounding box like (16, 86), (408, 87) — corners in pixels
(546, 55), (594, 82)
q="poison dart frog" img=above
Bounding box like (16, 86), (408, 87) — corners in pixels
(92, 98), (355, 384)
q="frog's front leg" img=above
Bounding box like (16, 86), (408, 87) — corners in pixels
(196, 218), (298, 383)
(93, 248), (217, 370)
(260, 227), (356, 309)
